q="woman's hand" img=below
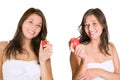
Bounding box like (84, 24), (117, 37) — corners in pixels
(79, 68), (100, 80)
(70, 43), (88, 60)
(39, 41), (53, 63)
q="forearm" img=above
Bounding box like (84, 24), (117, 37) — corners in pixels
(73, 60), (87, 80)
(99, 69), (120, 80)
(0, 74), (3, 80)
(0, 65), (3, 80)
(40, 60), (53, 80)
(0, 59), (3, 80)
(0, 68), (3, 80)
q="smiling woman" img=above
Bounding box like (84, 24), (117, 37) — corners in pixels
(0, 7), (53, 80)
(69, 8), (120, 80)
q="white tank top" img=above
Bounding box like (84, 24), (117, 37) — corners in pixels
(2, 59), (41, 80)
(87, 59), (114, 80)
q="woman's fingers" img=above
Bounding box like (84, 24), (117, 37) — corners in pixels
(39, 41), (53, 62)
(74, 44), (82, 56)
(70, 42), (75, 53)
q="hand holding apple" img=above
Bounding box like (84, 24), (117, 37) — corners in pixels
(70, 38), (87, 59)
(70, 37), (80, 49)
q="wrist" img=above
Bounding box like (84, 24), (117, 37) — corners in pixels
(39, 60), (46, 64)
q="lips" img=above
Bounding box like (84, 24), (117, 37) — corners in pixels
(28, 30), (35, 35)
(90, 31), (95, 35)
(88, 31), (96, 36)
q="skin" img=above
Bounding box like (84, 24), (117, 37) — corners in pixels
(0, 14), (53, 80)
(70, 15), (120, 80)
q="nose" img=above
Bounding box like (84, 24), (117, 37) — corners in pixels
(88, 25), (93, 31)
(31, 24), (37, 30)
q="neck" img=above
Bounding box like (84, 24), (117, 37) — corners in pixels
(23, 39), (31, 50)
(90, 38), (100, 48)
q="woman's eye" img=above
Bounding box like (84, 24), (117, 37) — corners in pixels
(29, 20), (33, 24)
(84, 23), (89, 27)
(93, 23), (97, 26)
(37, 24), (42, 28)
(37, 25), (41, 27)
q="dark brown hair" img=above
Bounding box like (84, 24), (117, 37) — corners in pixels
(78, 8), (110, 55)
(5, 7), (47, 59)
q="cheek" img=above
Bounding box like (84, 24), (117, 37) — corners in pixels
(36, 28), (41, 35)
(22, 25), (29, 35)
(99, 29), (103, 36)
(22, 22), (29, 30)
(84, 27), (89, 34)
(98, 27), (103, 34)
(22, 25), (26, 34)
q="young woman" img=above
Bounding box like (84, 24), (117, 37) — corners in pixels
(70, 8), (120, 80)
(0, 7), (53, 80)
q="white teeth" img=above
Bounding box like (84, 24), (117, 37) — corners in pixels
(28, 31), (34, 34)
(90, 31), (95, 35)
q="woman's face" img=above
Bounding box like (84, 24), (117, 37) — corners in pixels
(22, 13), (42, 40)
(84, 15), (103, 40)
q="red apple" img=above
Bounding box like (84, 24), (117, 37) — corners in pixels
(70, 38), (79, 49)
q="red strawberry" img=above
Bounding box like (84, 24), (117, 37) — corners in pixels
(42, 40), (47, 46)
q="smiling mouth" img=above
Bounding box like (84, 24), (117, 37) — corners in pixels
(28, 30), (35, 35)
(89, 31), (96, 35)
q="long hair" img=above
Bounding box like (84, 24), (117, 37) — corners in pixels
(5, 7), (47, 59)
(78, 8), (110, 55)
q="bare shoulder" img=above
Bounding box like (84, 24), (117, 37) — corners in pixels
(0, 41), (8, 46)
(109, 42), (115, 47)
(108, 42), (118, 56)
(0, 41), (8, 49)
(108, 42), (116, 50)
(0, 41), (8, 56)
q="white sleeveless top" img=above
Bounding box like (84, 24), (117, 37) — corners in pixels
(87, 59), (114, 80)
(2, 59), (41, 80)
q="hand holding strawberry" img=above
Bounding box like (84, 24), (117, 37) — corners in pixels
(41, 40), (47, 46)
(39, 40), (53, 63)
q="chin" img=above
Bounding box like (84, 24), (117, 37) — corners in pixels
(91, 37), (99, 40)
(25, 36), (34, 40)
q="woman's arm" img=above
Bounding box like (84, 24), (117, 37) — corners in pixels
(70, 52), (87, 80)
(0, 52), (3, 80)
(40, 59), (53, 80)
(100, 43), (120, 80)
(39, 41), (53, 80)
(98, 68), (120, 80)
(0, 41), (8, 80)
(70, 43), (88, 80)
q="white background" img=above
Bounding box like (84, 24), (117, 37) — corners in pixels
(0, 0), (120, 80)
